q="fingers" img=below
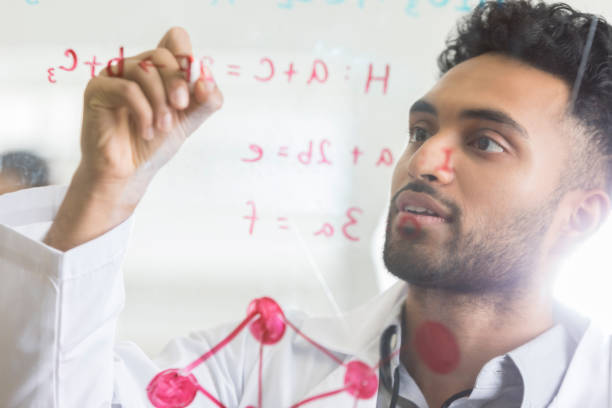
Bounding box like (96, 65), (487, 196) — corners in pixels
(149, 47), (190, 110)
(84, 76), (153, 140)
(121, 48), (187, 134)
(92, 26), (222, 140)
(157, 26), (193, 58)
(178, 70), (224, 136)
(156, 27), (223, 132)
(192, 68), (223, 111)
(156, 27), (195, 109)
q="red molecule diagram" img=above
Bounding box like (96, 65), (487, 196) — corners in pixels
(46, 47), (390, 94)
(241, 140), (396, 168)
(146, 297), (380, 408)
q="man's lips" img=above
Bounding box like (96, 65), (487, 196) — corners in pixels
(394, 190), (452, 222)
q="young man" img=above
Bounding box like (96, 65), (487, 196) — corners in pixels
(1, 1), (611, 407)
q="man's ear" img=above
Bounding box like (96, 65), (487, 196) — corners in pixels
(557, 189), (610, 250)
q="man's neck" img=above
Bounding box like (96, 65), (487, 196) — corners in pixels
(399, 285), (554, 408)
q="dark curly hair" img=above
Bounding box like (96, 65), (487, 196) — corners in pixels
(438, 0), (612, 195)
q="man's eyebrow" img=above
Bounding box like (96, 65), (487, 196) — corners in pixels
(460, 109), (529, 138)
(409, 99), (437, 116)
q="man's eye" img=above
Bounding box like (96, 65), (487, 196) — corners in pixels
(408, 127), (430, 143)
(472, 136), (504, 153)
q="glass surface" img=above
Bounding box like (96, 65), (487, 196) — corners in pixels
(1, 0), (611, 358)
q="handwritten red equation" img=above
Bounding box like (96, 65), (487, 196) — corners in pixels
(46, 47), (391, 94)
(46, 47), (199, 83)
(242, 140), (396, 167)
(243, 202), (363, 242)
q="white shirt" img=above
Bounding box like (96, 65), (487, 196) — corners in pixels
(376, 314), (578, 407)
(1, 185), (611, 408)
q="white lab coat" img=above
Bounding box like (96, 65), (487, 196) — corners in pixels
(0, 185), (611, 408)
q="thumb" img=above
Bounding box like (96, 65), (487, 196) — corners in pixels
(181, 66), (224, 135)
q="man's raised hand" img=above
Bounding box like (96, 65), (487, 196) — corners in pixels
(44, 27), (223, 251)
(80, 26), (223, 185)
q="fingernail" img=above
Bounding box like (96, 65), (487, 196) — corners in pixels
(203, 65), (216, 92)
(173, 87), (189, 108)
(158, 110), (172, 131)
(145, 127), (155, 140)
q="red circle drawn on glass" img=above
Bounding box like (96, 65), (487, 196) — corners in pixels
(344, 360), (379, 399)
(414, 321), (460, 374)
(147, 369), (199, 408)
(247, 297), (287, 345)
(397, 212), (422, 240)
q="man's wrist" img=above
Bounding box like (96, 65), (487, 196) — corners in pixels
(43, 164), (141, 251)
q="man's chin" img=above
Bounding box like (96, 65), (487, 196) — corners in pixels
(384, 246), (443, 283)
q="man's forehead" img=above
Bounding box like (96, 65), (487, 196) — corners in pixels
(420, 53), (571, 124)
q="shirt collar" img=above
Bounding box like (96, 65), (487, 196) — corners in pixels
(296, 281), (408, 364)
(506, 319), (578, 407)
(298, 280), (587, 407)
(381, 291), (579, 408)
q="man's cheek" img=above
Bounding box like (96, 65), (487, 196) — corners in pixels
(390, 164), (408, 192)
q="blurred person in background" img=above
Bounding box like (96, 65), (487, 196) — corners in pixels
(0, 151), (49, 194)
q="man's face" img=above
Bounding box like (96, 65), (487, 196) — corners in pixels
(384, 53), (572, 295)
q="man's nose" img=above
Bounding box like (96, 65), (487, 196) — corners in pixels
(407, 136), (455, 185)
